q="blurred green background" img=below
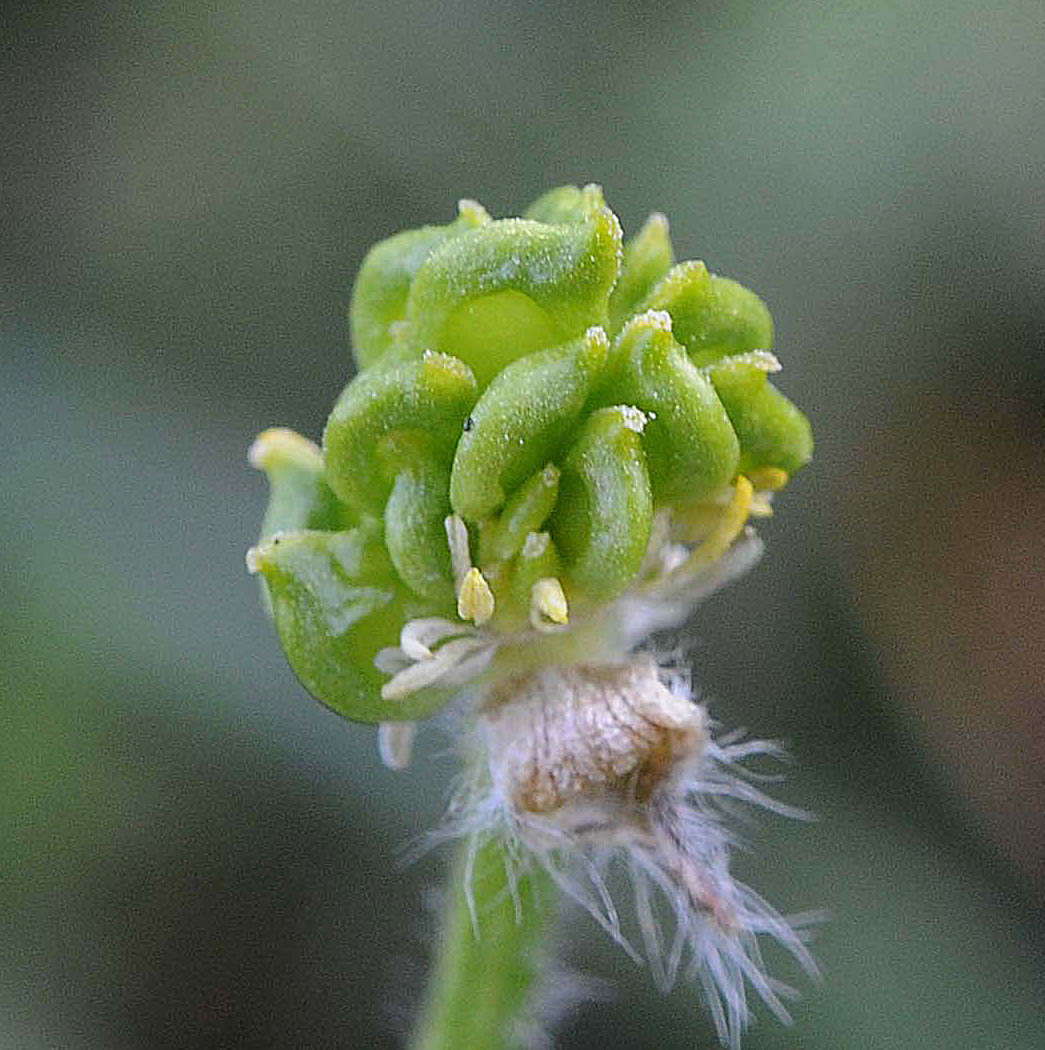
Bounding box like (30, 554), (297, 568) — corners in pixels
(3, 1), (1043, 1047)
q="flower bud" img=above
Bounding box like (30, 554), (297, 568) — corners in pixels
(251, 185), (813, 725)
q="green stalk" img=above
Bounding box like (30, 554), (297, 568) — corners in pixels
(410, 835), (557, 1050)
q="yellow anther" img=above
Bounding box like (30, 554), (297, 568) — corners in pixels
(685, 476), (754, 571)
(531, 577), (569, 629)
(458, 566), (495, 626)
(747, 466), (789, 492)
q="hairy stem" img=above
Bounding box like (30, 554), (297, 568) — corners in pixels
(410, 835), (557, 1050)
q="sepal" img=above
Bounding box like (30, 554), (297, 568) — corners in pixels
(247, 524), (451, 723)
(249, 427), (353, 541)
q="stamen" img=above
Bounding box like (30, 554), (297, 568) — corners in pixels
(748, 492), (774, 518)
(530, 577), (569, 630)
(380, 636), (490, 700)
(400, 617), (469, 661)
(377, 721), (417, 770)
(683, 476), (753, 572)
(444, 513), (473, 589)
(458, 566), (495, 626)
(670, 502), (720, 545)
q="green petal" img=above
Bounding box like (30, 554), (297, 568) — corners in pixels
(323, 351), (477, 514)
(549, 405), (653, 601)
(708, 359), (813, 474)
(248, 525), (451, 723)
(640, 261), (774, 366)
(605, 311), (739, 503)
(406, 209), (622, 387)
(349, 199), (490, 369)
(449, 329), (608, 521)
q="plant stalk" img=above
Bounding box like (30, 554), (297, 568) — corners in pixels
(409, 834), (557, 1050)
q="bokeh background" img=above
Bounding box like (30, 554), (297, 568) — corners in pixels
(4, 1), (1043, 1047)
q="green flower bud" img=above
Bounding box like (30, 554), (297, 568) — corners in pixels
(249, 185), (821, 1050)
(251, 184), (813, 727)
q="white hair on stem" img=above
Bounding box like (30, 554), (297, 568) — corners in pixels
(423, 659), (819, 1050)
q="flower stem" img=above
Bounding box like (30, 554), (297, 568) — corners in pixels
(410, 835), (557, 1050)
